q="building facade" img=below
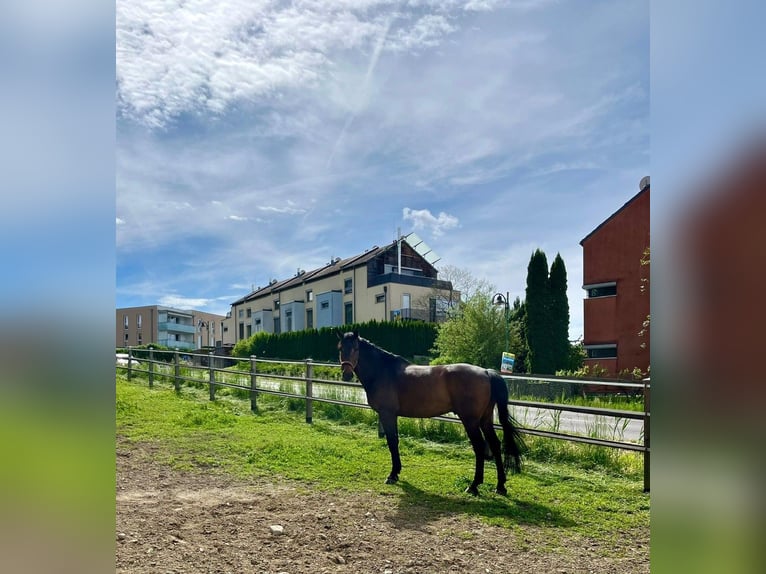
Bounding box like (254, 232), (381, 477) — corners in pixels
(580, 177), (650, 377)
(116, 306), (226, 350)
(228, 234), (456, 344)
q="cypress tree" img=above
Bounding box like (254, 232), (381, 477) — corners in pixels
(525, 249), (553, 374)
(549, 253), (570, 372)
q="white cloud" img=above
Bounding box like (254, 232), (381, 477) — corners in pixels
(402, 207), (459, 237)
(158, 294), (212, 309)
(227, 215), (248, 221)
(116, 217), (125, 225)
(116, 0), (487, 128)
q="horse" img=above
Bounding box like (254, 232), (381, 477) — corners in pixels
(337, 330), (525, 495)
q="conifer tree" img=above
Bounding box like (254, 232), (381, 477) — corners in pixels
(549, 253), (570, 372)
(525, 249), (553, 374)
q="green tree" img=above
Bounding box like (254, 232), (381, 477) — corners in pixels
(549, 253), (570, 372)
(432, 286), (523, 369)
(525, 249), (553, 374)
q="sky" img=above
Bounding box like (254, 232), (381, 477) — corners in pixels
(115, 0), (650, 340)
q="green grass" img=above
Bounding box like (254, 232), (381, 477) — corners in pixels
(117, 374), (649, 541)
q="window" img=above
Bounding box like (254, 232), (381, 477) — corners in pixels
(286, 310), (293, 332)
(137, 314), (142, 329)
(274, 317), (281, 334)
(402, 293), (411, 309)
(274, 300), (280, 311)
(320, 301), (329, 310)
(123, 314), (129, 329)
(246, 308), (252, 318)
(585, 345), (617, 359)
(375, 293), (385, 304)
(585, 282), (617, 298)
(344, 302), (353, 324)
(137, 333), (142, 344)
(344, 278), (352, 294)
(124, 333), (129, 344)
(306, 308), (313, 329)
(239, 322), (245, 340)
(238, 309), (244, 318)
(306, 289), (313, 302)
(255, 318), (261, 326)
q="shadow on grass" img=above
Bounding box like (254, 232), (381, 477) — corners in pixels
(388, 479), (575, 531)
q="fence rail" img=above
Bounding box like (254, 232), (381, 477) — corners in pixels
(117, 347), (650, 492)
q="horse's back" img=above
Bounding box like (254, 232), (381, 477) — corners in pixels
(395, 363), (492, 418)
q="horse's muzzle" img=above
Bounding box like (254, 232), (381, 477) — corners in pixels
(341, 370), (354, 382)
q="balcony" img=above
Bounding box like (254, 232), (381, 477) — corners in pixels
(158, 321), (196, 334)
(368, 272), (453, 291)
(158, 339), (196, 350)
(390, 307), (448, 323)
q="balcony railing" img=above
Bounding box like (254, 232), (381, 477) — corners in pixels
(158, 321), (196, 334)
(158, 339), (196, 350)
(368, 272), (453, 291)
(390, 307), (448, 323)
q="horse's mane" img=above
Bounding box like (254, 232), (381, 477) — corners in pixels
(359, 337), (411, 370)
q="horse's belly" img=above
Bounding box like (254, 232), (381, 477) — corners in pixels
(396, 395), (452, 418)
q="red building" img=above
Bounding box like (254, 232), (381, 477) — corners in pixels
(580, 177), (650, 377)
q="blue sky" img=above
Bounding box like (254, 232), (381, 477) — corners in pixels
(116, 0), (650, 340)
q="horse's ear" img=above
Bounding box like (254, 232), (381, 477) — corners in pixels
(336, 330), (343, 341)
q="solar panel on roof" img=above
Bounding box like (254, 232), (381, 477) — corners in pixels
(404, 232), (441, 266)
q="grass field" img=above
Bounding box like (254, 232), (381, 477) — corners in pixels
(117, 374), (649, 541)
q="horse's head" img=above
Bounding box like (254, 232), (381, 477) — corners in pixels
(337, 330), (360, 382)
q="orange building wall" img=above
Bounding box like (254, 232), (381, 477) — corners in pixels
(582, 187), (650, 376)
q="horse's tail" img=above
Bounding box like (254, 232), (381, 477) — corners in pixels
(489, 371), (526, 474)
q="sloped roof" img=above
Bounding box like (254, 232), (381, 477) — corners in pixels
(580, 184), (650, 246)
(231, 239), (400, 306)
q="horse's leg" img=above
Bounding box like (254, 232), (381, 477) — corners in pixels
(379, 411), (401, 484)
(462, 418), (486, 495)
(481, 416), (506, 495)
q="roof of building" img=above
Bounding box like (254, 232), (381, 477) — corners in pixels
(231, 235), (429, 306)
(579, 180), (650, 246)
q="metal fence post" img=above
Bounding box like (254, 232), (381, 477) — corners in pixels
(208, 351), (216, 401)
(250, 355), (258, 412)
(305, 359), (313, 424)
(174, 350), (181, 392)
(127, 346), (133, 381)
(148, 347), (154, 388)
(643, 377), (650, 493)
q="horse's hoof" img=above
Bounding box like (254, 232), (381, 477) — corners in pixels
(495, 486), (508, 496)
(385, 476), (398, 485)
(464, 485), (479, 496)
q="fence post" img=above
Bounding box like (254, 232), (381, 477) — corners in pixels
(127, 346), (133, 381)
(250, 355), (258, 412)
(643, 377), (650, 493)
(208, 351), (216, 401)
(305, 359), (313, 424)
(148, 347), (154, 388)
(174, 350), (181, 392)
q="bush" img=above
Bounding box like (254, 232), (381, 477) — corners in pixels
(232, 320), (438, 362)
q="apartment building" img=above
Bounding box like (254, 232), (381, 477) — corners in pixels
(116, 305), (226, 350)
(228, 233), (456, 343)
(580, 177), (650, 376)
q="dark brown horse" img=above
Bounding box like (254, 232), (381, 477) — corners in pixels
(338, 331), (525, 495)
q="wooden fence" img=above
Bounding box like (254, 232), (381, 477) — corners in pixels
(117, 347), (650, 492)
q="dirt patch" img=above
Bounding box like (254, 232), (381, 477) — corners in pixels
(116, 438), (649, 573)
